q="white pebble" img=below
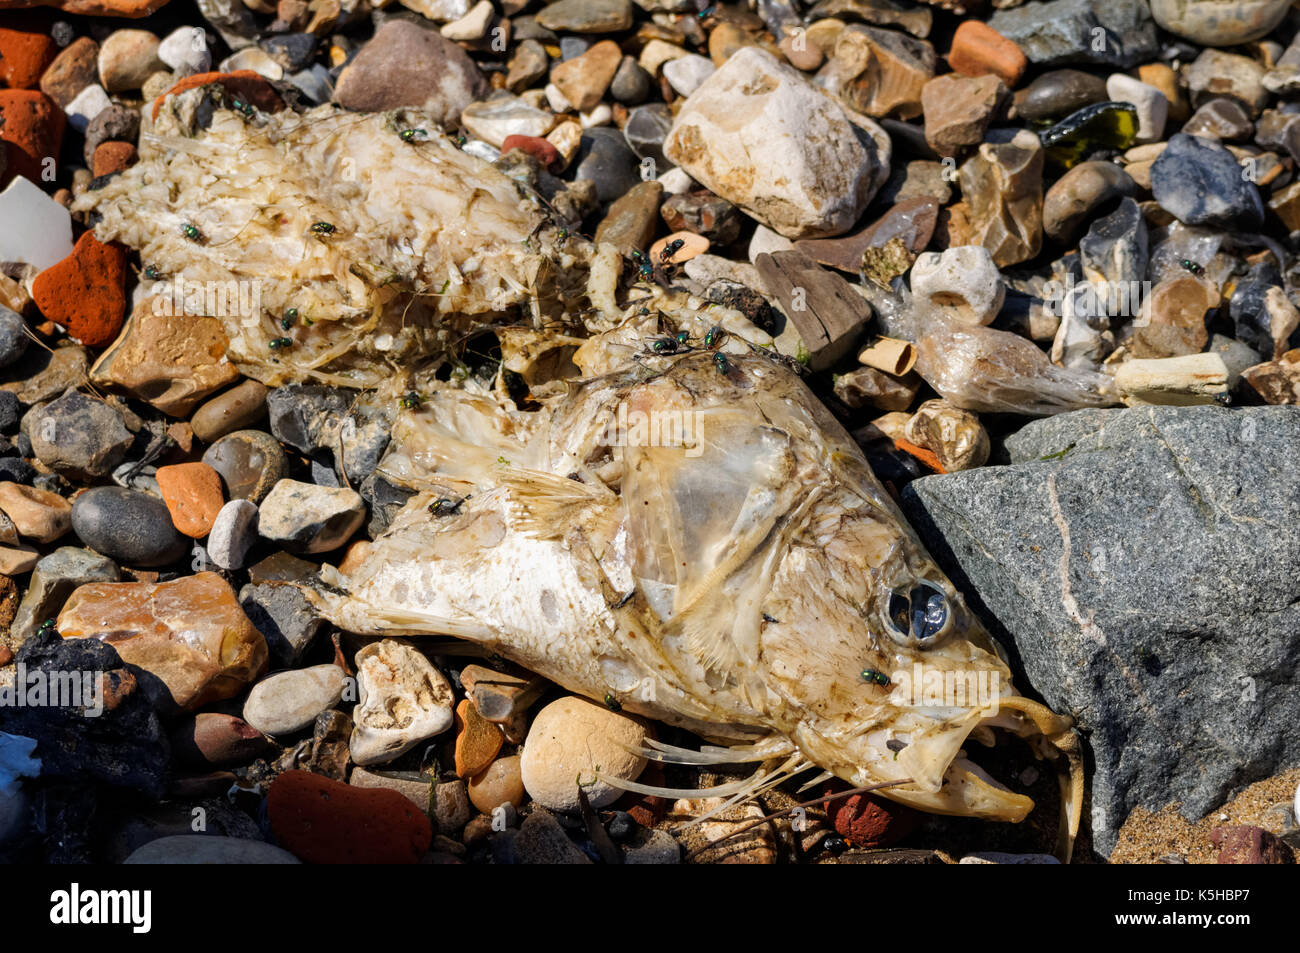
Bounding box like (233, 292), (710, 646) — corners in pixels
(243, 665), (345, 736)
(219, 47), (283, 81)
(520, 696), (648, 812)
(1050, 280), (1108, 368)
(207, 498), (258, 570)
(461, 95), (553, 147)
(748, 224), (795, 263)
(910, 245), (1006, 326)
(400, 0), (470, 22)
(579, 103), (612, 128)
(657, 166), (696, 195)
(64, 84), (111, 133)
(1106, 74), (1168, 144)
(460, 139), (500, 163)
(440, 0), (494, 41)
(157, 26), (212, 74)
(544, 82), (573, 113)
(350, 641), (455, 765)
(662, 54), (715, 98)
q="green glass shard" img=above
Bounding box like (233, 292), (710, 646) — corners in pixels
(1039, 102), (1138, 172)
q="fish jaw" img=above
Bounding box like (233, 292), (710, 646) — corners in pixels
(777, 659), (1055, 824)
(887, 758), (1036, 822)
(774, 647), (1039, 822)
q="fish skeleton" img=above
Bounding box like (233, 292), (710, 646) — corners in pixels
(312, 308), (1083, 858)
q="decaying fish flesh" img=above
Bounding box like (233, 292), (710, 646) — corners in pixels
(75, 98), (595, 388)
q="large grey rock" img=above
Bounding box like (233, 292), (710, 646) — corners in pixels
(901, 406), (1300, 856)
(990, 0), (1158, 69)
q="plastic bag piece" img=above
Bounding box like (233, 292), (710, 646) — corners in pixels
(915, 320), (1119, 415)
(861, 280), (1119, 416)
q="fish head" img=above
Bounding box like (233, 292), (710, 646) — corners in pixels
(590, 346), (1077, 829)
(752, 471), (1068, 822)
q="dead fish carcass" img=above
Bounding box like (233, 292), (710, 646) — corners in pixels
(312, 309), (1084, 856)
(76, 91), (1083, 856)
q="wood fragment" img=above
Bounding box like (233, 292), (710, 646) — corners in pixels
(754, 250), (874, 371)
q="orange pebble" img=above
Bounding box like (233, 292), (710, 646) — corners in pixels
(948, 20), (1027, 89)
(454, 698), (504, 778)
(0, 15), (57, 90)
(156, 461), (225, 538)
(268, 770), (432, 864)
(31, 231), (127, 347)
(91, 140), (137, 178)
(0, 88), (65, 186)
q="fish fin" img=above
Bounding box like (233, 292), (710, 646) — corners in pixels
(676, 573), (745, 673)
(797, 770), (835, 793)
(497, 467), (617, 539)
(303, 584), (494, 639)
(669, 535), (776, 674)
(671, 487), (823, 678)
(677, 754), (816, 828)
(616, 736), (796, 766)
(595, 753), (815, 829)
(593, 768), (772, 800)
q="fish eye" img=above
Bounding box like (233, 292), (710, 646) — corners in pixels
(885, 581), (951, 646)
